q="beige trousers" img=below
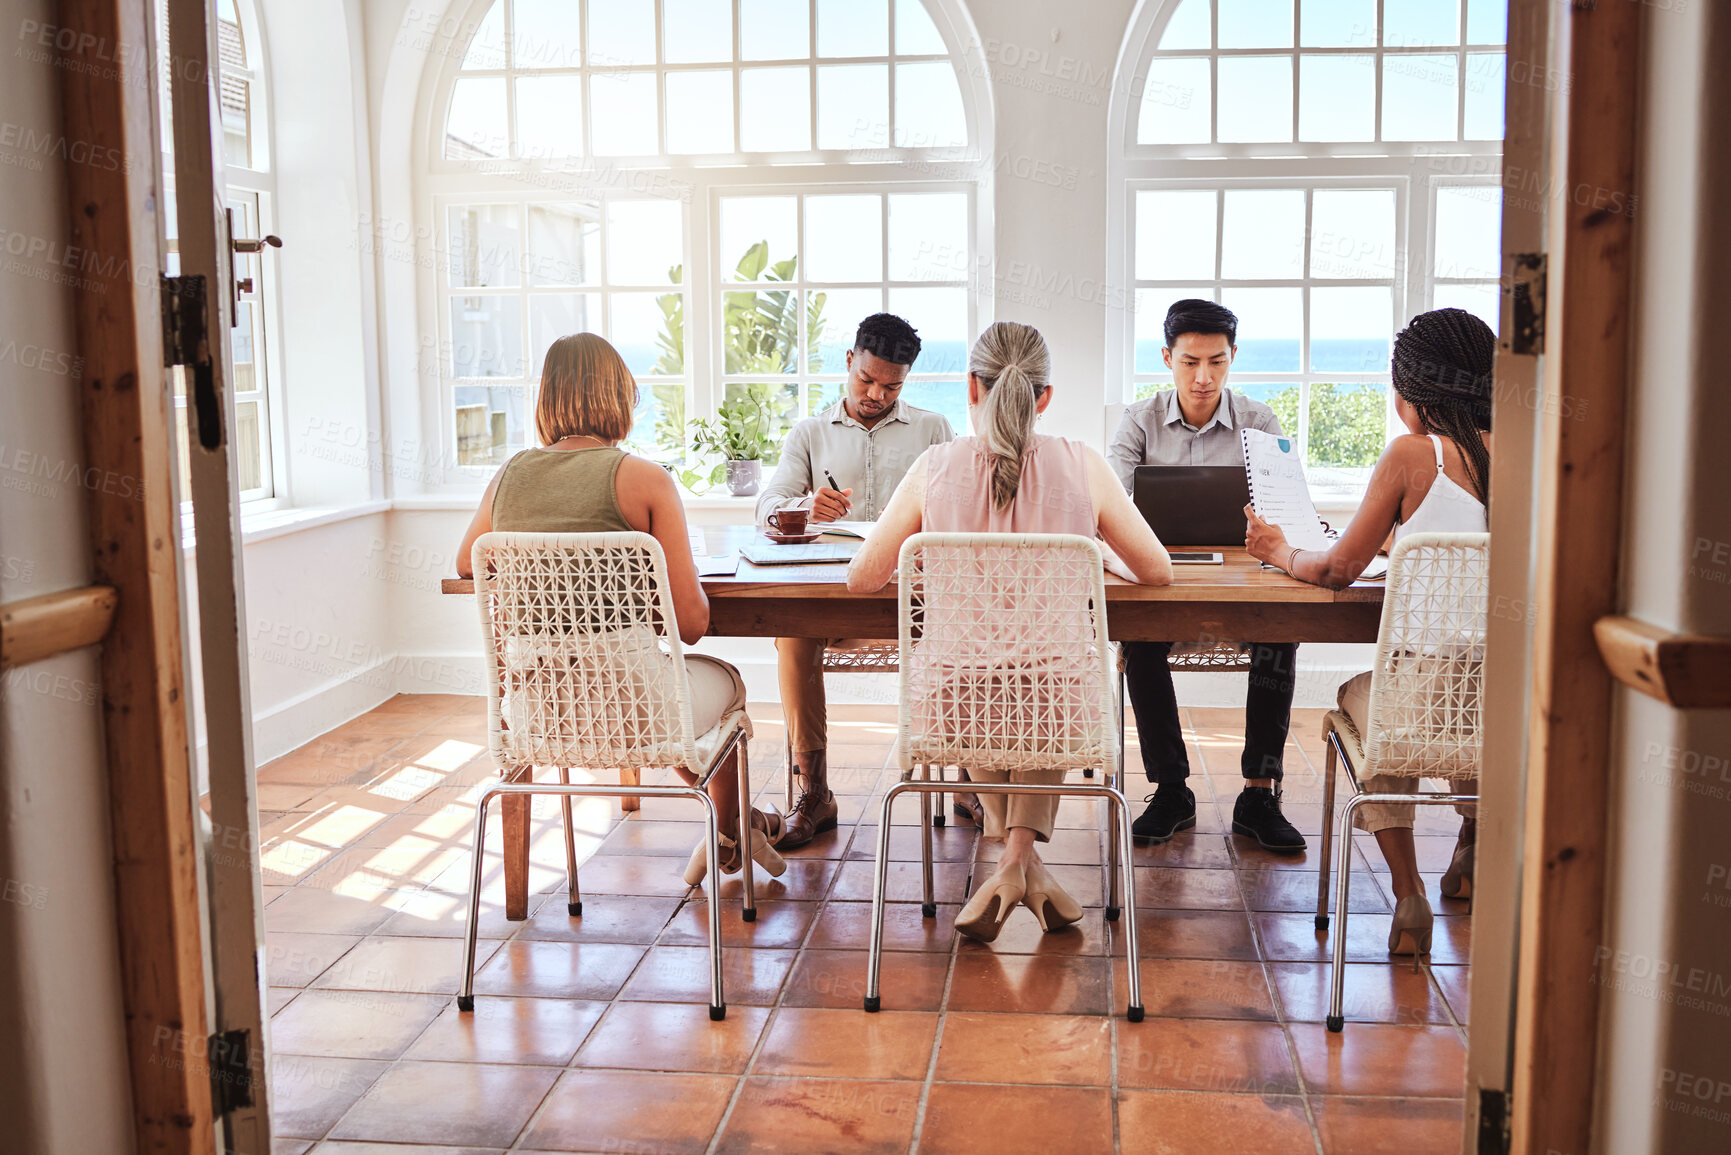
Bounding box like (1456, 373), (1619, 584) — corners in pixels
(966, 767), (1065, 842)
(1337, 671), (1475, 833)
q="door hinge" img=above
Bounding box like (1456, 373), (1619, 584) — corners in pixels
(160, 273), (222, 450)
(1511, 253), (1546, 356)
(1477, 1088), (1512, 1155)
(207, 1027), (256, 1119)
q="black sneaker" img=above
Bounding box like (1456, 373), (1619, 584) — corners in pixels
(1231, 786), (1306, 853)
(1131, 783), (1196, 844)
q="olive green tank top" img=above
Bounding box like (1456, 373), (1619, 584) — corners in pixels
(491, 446), (634, 533)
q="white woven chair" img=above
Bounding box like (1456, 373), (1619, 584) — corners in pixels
(863, 533), (1145, 1021)
(1314, 531), (1489, 1031)
(456, 531), (762, 1022)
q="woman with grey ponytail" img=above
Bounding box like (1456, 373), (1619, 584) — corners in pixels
(848, 320), (1173, 943)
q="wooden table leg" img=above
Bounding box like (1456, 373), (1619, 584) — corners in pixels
(502, 765), (531, 920)
(620, 766), (641, 813)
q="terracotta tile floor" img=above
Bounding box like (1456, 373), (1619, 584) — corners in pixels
(259, 694), (1470, 1154)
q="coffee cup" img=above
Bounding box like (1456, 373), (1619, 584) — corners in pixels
(767, 508), (809, 536)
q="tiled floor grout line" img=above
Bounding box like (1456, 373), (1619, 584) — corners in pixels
(906, 778), (970, 1155)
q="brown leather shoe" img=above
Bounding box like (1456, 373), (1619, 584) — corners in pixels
(777, 789), (839, 850)
(951, 792), (985, 828)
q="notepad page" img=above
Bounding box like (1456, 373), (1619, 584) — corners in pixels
(818, 520), (877, 540)
(1241, 428), (1332, 552)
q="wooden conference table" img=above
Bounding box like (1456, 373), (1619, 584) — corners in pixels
(439, 524), (1385, 643)
(441, 525), (1383, 918)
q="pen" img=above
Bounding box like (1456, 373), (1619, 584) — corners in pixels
(823, 469), (841, 493)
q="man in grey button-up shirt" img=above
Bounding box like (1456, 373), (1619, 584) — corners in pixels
(1106, 298), (1306, 855)
(757, 314), (954, 848)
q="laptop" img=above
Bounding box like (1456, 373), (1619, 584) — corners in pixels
(1132, 465), (1251, 547)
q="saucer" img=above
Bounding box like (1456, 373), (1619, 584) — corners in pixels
(764, 531), (822, 544)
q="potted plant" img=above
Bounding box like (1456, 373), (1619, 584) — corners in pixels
(690, 383), (780, 496)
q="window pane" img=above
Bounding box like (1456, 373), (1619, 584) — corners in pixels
(232, 300), (257, 390)
(741, 66), (812, 151)
(527, 204), (601, 286)
(664, 0), (732, 63)
(895, 62), (967, 147)
(888, 286), (968, 373)
(1385, 0), (1461, 47)
(1308, 383), (1387, 467)
(1135, 189), (1216, 280)
(721, 196), (797, 279)
(1300, 0), (1375, 47)
(1464, 52), (1505, 140)
(1217, 56), (1293, 142)
(515, 75), (584, 157)
(461, 1), (507, 69)
(888, 192), (968, 283)
(455, 385), (526, 464)
(1218, 0), (1292, 49)
(902, 380), (967, 433)
(612, 292), (683, 375)
(639, 379), (685, 455)
(1138, 58), (1211, 144)
(1433, 281), (1500, 335)
(723, 291), (799, 374)
(587, 0), (656, 65)
(810, 287), (885, 371)
(666, 70), (735, 153)
(1221, 287), (1301, 371)
(529, 292), (603, 375)
(742, 0), (809, 60)
(896, 0), (947, 54)
(607, 200), (683, 285)
(1136, 287), (1214, 372)
(1310, 286), (1392, 372)
(590, 72), (659, 154)
(805, 195), (883, 282)
(512, 0), (582, 68)
(1435, 186), (1502, 280)
(235, 400), (264, 491)
(1234, 382), (1299, 436)
(1158, 0), (1210, 50)
(818, 64), (888, 150)
(1381, 54), (1459, 140)
(446, 77), (507, 158)
(819, 0), (887, 57)
(1467, 0), (1508, 44)
(1299, 55), (1374, 141)
(726, 381), (801, 442)
(450, 295), (524, 377)
(1221, 189), (1304, 279)
(448, 204), (521, 288)
(1310, 189), (1396, 279)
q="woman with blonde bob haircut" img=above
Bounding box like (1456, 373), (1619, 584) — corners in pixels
(847, 321), (1173, 942)
(458, 333), (787, 886)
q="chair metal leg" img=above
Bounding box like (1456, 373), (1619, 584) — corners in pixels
(456, 791), (493, 1013)
(919, 766), (936, 918)
(735, 740), (758, 923)
(1328, 793), (1366, 1032)
(1105, 763), (1123, 921)
(784, 732), (795, 812)
(1316, 735), (1340, 931)
(864, 784), (902, 1012)
(932, 764), (945, 828)
(559, 766), (582, 916)
(699, 790), (727, 1019)
(1112, 784), (1144, 1021)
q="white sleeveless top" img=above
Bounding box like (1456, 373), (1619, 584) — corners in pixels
(1395, 434), (1487, 542)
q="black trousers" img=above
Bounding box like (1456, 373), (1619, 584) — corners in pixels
(1122, 641), (1298, 783)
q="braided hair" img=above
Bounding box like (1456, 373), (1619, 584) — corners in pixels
(1391, 308), (1496, 504)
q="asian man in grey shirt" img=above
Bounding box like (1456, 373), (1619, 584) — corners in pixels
(1106, 299), (1306, 854)
(756, 314), (953, 848)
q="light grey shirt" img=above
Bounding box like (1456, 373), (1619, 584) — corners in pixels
(755, 398), (955, 525)
(1105, 387), (1285, 492)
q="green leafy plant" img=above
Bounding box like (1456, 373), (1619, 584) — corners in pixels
(691, 383), (781, 462)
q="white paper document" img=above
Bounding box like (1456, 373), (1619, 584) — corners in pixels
(1240, 428), (1332, 553)
(817, 520), (877, 540)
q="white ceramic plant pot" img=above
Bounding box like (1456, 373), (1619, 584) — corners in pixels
(726, 459), (761, 497)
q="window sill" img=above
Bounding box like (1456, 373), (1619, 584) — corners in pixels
(181, 499), (392, 554)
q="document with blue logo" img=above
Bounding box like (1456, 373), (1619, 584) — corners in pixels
(1240, 428), (1331, 553)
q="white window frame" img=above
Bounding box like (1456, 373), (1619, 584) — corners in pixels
(1107, 0), (1505, 500)
(416, 0), (993, 491)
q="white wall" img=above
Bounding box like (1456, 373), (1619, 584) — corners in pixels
(0, 0), (138, 1147)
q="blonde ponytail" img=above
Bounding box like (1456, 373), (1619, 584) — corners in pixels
(968, 321), (1050, 509)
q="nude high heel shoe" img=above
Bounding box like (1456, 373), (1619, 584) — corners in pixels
(1387, 893), (1434, 956)
(1023, 857), (1084, 933)
(955, 861), (1026, 943)
(683, 808), (787, 886)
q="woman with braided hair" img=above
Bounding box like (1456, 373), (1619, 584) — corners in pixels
(1245, 307), (1495, 954)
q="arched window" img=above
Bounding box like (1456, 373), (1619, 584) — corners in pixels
(422, 0), (988, 478)
(1111, 0), (1506, 492)
(158, 0), (280, 504)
